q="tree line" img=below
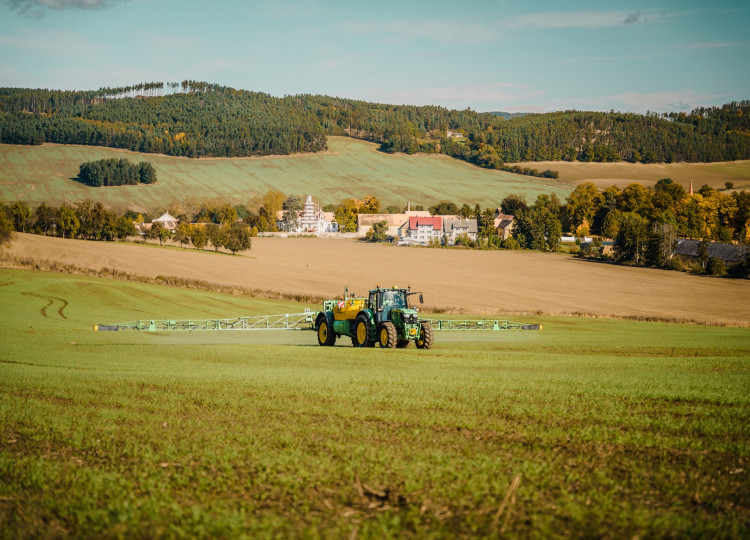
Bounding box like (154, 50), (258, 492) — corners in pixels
(1, 83), (747, 166)
(0, 199), (252, 254)
(78, 159), (157, 187)
(398, 184), (750, 277)
(1, 200), (138, 241)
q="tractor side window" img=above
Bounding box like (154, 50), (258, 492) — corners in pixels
(369, 292), (377, 310)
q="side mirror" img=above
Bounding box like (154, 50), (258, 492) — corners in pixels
(419, 294), (424, 304)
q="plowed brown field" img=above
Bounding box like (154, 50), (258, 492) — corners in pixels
(4, 233), (749, 325)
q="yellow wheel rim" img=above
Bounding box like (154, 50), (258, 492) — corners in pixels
(357, 322), (367, 344)
(380, 328), (388, 346)
(318, 322), (328, 342)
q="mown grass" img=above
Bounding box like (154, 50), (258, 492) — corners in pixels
(0, 269), (748, 537)
(0, 137), (571, 212)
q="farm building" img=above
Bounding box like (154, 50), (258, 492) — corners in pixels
(671, 239), (747, 269)
(357, 209), (430, 238)
(133, 212), (179, 236)
(277, 196), (338, 234)
(153, 212), (179, 231)
(398, 216), (443, 245)
(443, 218), (478, 245)
(493, 210), (515, 240)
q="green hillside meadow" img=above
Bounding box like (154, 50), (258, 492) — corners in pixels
(0, 137), (571, 212)
(1, 268), (748, 537)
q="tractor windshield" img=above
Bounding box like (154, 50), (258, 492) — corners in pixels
(381, 289), (407, 309)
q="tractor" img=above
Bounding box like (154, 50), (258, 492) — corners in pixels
(315, 285), (434, 349)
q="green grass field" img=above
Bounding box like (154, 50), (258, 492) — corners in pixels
(0, 137), (571, 213)
(1, 269), (749, 537)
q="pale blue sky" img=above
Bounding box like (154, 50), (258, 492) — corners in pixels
(1, 0), (747, 113)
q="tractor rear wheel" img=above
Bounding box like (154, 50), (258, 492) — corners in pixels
(416, 321), (434, 349)
(378, 322), (397, 348)
(352, 314), (372, 348)
(317, 318), (336, 346)
(396, 339), (411, 348)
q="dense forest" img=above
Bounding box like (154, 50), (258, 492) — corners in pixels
(0, 82), (748, 166)
(78, 158), (157, 187)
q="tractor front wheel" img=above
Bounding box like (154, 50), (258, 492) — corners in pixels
(317, 318), (336, 346)
(378, 322), (397, 348)
(416, 321), (434, 349)
(352, 314), (372, 348)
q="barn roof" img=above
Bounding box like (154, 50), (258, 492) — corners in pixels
(673, 239), (747, 263)
(357, 213), (409, 227)
(443, 218), (478, 233)
(408, 216), (442, 230)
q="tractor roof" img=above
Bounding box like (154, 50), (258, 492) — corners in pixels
(369, 286), (409, 293)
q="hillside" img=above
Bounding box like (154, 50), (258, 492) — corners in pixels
(0, 137), (571, 212)
(1, 83), (748, 167)
(4, 233), (749, 326)
(511, 159), (750, 191)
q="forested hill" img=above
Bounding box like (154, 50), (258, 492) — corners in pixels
(0, 81), (748, 167)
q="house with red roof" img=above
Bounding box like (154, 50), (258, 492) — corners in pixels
(398, 216), (443, 245)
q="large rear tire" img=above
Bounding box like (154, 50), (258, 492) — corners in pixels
(378, 321), (397, 348)
(416, 321), (434, 349)
(317, 317), (336, 346)
(352, 313), (373, 348)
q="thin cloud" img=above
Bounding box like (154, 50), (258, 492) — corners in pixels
(562, 52), (670, 65)
(623, 12), (645, 25)
(613, 90), (720, 112)
(678, 41), (743, 49)
(0, 27), (101, 56)
(504, 10), (650, 29)
(2, 0), (129, 18)
(538, 89), (725, 114)
(188, 58), (241, 75)
(343, 20), (496, 45)
(342, 8), (687, 46)
(351, 82), (545, 109)
(407, 52), (446, 59)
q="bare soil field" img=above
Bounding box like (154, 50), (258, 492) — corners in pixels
(511, 159), (750, 191)
(4, 233), (749, 325)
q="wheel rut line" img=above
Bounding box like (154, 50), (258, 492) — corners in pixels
(20, 292), (69, 319)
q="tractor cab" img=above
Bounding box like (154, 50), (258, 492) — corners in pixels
(368, 286), (423, 327)
(369, 287), (408, 323)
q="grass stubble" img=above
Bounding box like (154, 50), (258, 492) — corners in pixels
(0, 268), (748, 538)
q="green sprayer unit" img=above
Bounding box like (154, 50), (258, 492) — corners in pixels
(94, 283), (541, 341)
(315, 286), (433, 348)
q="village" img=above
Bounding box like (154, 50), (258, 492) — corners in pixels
(135, 193), (747, 273)
(141, 195), (516, 247)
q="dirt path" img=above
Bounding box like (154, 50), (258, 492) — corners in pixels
(4, 233), (750, 325)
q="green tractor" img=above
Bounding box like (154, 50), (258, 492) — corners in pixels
(315, 285), (434, 349)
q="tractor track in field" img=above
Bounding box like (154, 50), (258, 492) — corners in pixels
(21, 292), (68, 319)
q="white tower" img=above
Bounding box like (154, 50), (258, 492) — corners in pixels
(298, 195), (320, 232)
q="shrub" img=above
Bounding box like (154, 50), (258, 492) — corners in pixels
(706, 256), (725, 276)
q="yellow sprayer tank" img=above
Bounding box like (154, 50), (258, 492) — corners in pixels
(332, 298), (366, 321)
